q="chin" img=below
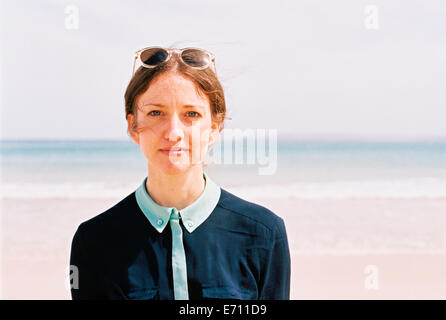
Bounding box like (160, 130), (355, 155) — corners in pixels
(157, 160), (192, 175)
(148, 151), (202, 175)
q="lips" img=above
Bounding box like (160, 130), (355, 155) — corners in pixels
(159, 147), (189, 156)
(160, 147), (188, 151)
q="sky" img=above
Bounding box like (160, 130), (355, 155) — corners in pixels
(1, 0), (445, 141)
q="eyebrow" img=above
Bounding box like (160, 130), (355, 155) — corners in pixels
(140, 103), (205, 110)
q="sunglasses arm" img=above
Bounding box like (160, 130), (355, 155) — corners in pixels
(212, 59), (217, 77)
(132, 53), (138, 77)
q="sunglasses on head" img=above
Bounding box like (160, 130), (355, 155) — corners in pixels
(132, 46), (217, 77)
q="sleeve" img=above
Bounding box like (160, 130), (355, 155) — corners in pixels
(258, 217), (291, 300)
(69, 224), (106, 300)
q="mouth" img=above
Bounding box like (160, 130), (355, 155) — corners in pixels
(159, 148), (189, 156)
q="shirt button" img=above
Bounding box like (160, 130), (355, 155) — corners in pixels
(157, 218), (164, 226)
(188, 222), (194, 227)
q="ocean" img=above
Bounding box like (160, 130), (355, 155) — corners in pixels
(1, 139), (446, 199)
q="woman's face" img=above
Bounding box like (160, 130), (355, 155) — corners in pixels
(127, 71), (220, 175)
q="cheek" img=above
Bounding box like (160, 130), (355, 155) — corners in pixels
(200, 130), (211, 147)
(199, 128), (213, 158)
(139, 129), (159, 157)
(187, 125), (211, 147)
(185, 126), (211, 163)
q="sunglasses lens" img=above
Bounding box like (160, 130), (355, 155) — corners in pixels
(181, 49), (211, 68)
(140, 48), (169, 66)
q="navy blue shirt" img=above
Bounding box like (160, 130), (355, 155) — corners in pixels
(70, 182), (291, 300)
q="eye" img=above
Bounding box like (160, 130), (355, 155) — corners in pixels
(187, 111), (201, 117)
(148, 110), (161, 116)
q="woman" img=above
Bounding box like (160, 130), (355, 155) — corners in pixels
(70, 46), (291, 300)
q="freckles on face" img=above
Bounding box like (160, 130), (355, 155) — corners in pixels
(134, 71), (218, 170)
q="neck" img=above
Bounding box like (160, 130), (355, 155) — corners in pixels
(145, 166), (206, 211)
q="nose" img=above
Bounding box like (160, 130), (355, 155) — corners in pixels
(164, 112), (184, 142)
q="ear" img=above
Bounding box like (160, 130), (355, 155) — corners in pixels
(208, 121), (220, 148)
(126, 114), (140, 145)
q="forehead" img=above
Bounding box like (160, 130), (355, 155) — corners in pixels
(137, 72), (210, 108)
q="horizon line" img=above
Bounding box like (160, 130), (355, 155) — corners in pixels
(2, 137), (446, 144)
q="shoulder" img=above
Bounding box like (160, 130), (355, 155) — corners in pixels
(73, 191), (141, 241)
(216, 188), (286, 237)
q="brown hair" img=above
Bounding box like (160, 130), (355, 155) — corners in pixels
(124, 53), (228, 136)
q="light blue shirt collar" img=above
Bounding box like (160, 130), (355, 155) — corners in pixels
(135, 171), (221, 233)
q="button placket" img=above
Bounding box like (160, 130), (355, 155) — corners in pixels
(169, 208), (189, 300)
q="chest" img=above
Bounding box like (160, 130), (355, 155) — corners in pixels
(100, 224), (267, 299)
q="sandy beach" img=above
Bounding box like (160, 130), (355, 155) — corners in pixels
(1, 196), (446, 299)
(3, 253), (446, 300)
